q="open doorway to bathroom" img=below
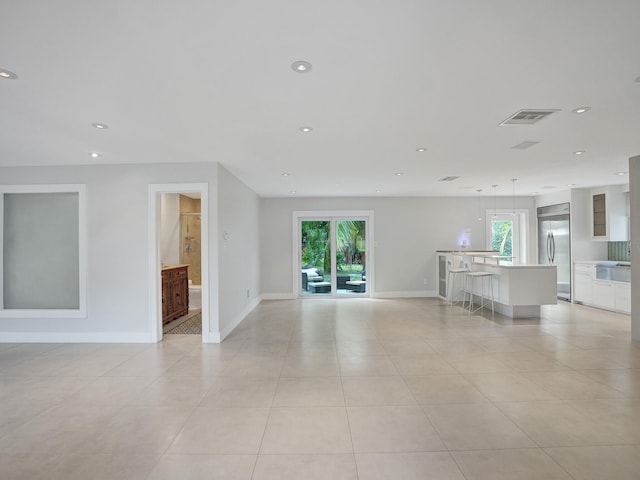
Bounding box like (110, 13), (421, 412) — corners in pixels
(161, 194), (203, 335)
(148, 183), (209, 343)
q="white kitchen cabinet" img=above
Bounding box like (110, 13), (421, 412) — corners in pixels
(573, 264), (594, 304)
(573, 261), (631, 314)
(590, 186), (629, 241)
(592, 281), (616, 310)
(614, 283), (631, 313)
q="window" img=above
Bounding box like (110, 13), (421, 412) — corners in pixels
(486, 210), (528, 264)
(0, 185), (87, 317)
(491, 219), (513, 257)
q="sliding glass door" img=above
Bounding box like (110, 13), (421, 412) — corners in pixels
(301, 220), (332, 294)
(298, 216), (369, 297)
(335, 220), (366, 295)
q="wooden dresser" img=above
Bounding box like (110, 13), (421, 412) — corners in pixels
(161, 265), (189, 324)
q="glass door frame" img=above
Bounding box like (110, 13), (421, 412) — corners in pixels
(293, 210), (374, 298)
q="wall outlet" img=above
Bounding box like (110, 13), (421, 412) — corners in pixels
(246, 289), (250, 298)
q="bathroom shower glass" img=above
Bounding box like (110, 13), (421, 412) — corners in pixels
(180, 212), (201, 285)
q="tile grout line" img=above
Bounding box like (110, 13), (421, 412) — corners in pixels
(248, 320), (293, 480)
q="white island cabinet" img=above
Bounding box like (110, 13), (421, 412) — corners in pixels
(437, 252), (557, 318)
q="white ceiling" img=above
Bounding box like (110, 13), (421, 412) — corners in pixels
(1, 1), (639, 198)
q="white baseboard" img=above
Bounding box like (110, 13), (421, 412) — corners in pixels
(374, 290), (437, 298)
(202, 331), (220, 343)
(261, 293), (296, 300)
(260, 291), (440, 300)
(0, 331), (153, 343)
(205, 296), (262, 344)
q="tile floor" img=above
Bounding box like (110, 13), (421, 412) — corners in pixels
(1, 298), (639, 479)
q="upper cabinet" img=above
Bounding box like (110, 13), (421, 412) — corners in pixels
(591, 185), (629, 241)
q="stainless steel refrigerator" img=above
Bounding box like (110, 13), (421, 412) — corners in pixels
(537, 203), (571, 301)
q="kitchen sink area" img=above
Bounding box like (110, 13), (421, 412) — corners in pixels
(596, 262), (631, 283)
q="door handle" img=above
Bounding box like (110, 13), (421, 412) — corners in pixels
(545, 233), (549, 263)
(550, 232), (556, 263)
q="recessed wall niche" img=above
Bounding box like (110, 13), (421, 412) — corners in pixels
(0, 185), (86, 317)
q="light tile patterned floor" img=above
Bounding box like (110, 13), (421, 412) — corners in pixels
(0, 298), (639, 479)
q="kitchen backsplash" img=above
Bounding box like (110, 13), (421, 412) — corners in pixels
(608, 241), (631, 261)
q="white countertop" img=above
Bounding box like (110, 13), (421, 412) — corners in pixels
(436, 250), (498, 254)
(477, 263), (556, 269)
(574, 260), (631, 266)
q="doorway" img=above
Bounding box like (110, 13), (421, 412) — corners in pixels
(148, 183), (210, 343)
(294, 211), (374, 298)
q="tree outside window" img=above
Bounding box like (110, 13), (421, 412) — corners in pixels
(491, 220), (512, 256)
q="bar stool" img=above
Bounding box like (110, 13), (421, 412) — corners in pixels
(446, 256), (466, 306)
(461, 259), (494, 317)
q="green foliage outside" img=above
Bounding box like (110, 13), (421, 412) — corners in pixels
(301, 220), (366, 274)
(491, 220), (512, 256)
(301, 221), (331, 273)
(336, 220), (366, 273)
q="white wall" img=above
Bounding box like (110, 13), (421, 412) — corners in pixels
(535, 190), (571, 209)
(0, 162), (229, 342)
(260, 195), (536, 297)
(217, 164), (261, 340)
(160, 193), (180, 266)
(630, 155), (639, 341)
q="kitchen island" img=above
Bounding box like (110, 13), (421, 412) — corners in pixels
(438, 251), (557, 318)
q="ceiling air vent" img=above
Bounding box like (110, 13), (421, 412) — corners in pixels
(439, 176), (460, 182)
(500, 109), (559, 126)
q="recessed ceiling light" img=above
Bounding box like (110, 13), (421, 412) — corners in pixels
(92, 123), (109, 129)
(394, 172), (404, 176)
(416, 148), (427, 152)
(291, 61), (312, 73)
(376, 189), (382, 193)
(290, 190), (297, 194)
(567, 184), (576, 187)
(531, 191), (539, 195)
(574, 150), (586, 155)
(299, 126), (313, 133)
(617, 172), (627, 176)
(0, 68), (18, 79)
(281, 172), (291, 177)
(572, 107), (591, 114)
(89, 152), (100, 159)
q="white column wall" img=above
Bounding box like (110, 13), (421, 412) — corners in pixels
(630, 155), (640, 341)
(216, 164), (261, 340)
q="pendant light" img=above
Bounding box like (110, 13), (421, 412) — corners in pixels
(492, 184), (498, 218)
(476, 189), (483, 221)
(510, 178), (517, 216)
